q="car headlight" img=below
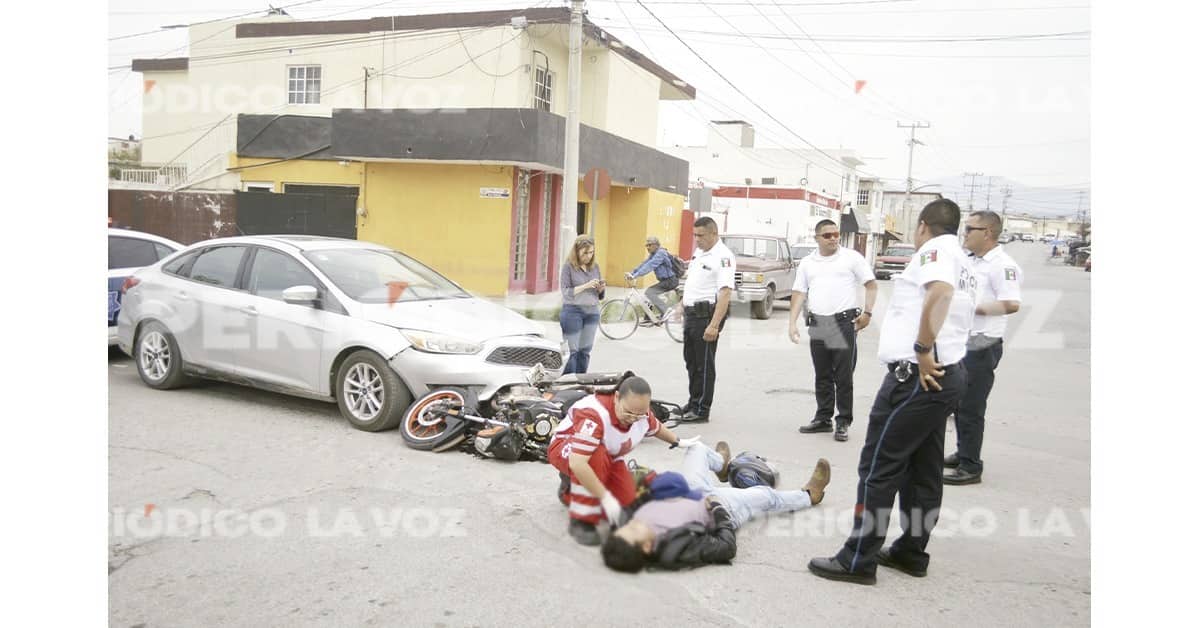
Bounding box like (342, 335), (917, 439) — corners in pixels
(400, 330), (482, 355)
(749, 273), (764, 283)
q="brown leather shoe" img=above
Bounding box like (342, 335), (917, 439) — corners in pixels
(802, 458), (831, 505)
(715, 441), (732, 482)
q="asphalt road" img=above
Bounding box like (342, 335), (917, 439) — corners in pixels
(108, 240), (1090, 627)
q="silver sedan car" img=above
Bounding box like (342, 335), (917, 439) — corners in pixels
(116, 235), (564, 431)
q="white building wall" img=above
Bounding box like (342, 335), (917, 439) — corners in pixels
(139, 18), (671, 186)
(707, 195), (838, 244)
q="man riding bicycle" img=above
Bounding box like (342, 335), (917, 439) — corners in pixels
(626, 236), (678, 325)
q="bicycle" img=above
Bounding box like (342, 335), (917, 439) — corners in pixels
(599, 279), (685, 343)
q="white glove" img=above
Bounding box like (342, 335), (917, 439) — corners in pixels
(676, 436), (703, 449)
(600, 491), (623, 526)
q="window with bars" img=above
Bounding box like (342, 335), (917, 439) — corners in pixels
(512, 175), (530, 282)
(287, 66), (322, 105)
(538, 177), (553, 281)
(856, 188), (870, 207)
(534, 68), (553, 111)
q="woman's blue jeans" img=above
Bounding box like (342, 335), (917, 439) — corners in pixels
(560, 304), (600, 374)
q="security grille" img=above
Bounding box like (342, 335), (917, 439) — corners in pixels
(486, 347), (563, 369)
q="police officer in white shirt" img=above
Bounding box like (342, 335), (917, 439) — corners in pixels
(788, 219), (879, 442)
(676, 216), (736, 423)
(809, 199), (975, 585)
(944, 210), (1022, 486)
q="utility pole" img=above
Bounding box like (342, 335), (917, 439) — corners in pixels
(559, 0), (584, 269)
(1001, 185), (1012, 216)
(895, 121), (929, 266)
(963, 172), (984, 210)
(362, 67), (370, 108)
(985, 176), (995, 211)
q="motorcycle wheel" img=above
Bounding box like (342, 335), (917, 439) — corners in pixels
(401, 387), (478, 451)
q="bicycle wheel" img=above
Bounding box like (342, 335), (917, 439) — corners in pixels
(599, 298), (638, 340)
(663, 307), (685, 343)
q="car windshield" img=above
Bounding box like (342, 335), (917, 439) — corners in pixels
(791, 246), (816, 259)
(303, 248), (469, 303)
(723, 237), (779, 260)
(884, 247), (914, 257)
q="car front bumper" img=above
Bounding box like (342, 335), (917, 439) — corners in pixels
(734, 285), (770, 302)
(387, 336), (565, 402)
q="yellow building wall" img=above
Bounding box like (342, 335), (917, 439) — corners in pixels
(579, 180), (612, 282)
(358, 163), (514, 296)
(600, 186), (685, 289)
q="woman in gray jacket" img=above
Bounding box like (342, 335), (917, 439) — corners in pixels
(560, 235), (605, 374)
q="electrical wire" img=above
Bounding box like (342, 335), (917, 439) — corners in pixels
(109, 0), (331, 41)
(633, 0), (880, 180)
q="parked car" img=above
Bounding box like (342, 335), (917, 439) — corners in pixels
(116, 236), (564, 432)
(109, 228), (183, 345)
(874, 244), (916, 280)
(998, 233), (1014, 244)
(1040, 234), (1056, 243)
(721, 234), (797, 319)
(1021, 233), (1035, 242)
(790, 243), (817, 261)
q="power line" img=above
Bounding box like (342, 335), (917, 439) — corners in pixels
(633, 0), (876, 180)
(108, 0), (330, 41)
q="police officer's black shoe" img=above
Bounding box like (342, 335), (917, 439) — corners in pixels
(876, 548), (928, 578)
(944, 453), (960, 468)
(567, 519), (602, 546)
(799, 419), (833, 434)
(807, 557), (876, 585)
(680, 410), (709, 423)
(943, 468), (982, 485)
(834, 421), (849, 442)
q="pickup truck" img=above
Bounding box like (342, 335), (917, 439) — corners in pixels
(874, 243), (915, 280)
(721, 234), (797, 320)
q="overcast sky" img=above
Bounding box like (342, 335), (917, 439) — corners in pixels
(108, 0), (1091, 212)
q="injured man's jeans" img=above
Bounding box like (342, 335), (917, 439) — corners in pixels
(678, 443), (813, 529)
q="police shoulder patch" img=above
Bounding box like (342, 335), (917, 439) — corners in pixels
(919, 250), (938, 266)
(720, 258), (732, 268)
(1004, 267), (1017, 280)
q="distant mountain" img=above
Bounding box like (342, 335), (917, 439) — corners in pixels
(921, 176), (1089, 219)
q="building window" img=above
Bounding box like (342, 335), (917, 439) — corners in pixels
(534, 68), (553, 111)
(288, 66), (322, 104)
(857, 188), (870, 207)
(513, 174), (529, 282)
(761, 177), (776, 185)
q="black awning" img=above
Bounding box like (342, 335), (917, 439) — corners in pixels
(839, 211), (859, 233)
(882, 230), (904, 241)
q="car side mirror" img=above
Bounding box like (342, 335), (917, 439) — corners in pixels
(282, 285), (320, 305)
(793, 259), (801, 268)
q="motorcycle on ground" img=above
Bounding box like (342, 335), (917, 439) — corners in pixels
(399, 364), (683, 462)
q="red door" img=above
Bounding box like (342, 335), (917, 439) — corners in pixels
(508, 170), (561, 294)
(679, 209), (695, 259)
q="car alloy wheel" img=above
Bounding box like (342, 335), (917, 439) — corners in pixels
(343, 362), (385, 421)
(139, 331), (171, 382)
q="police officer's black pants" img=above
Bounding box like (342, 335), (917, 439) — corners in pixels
(835, 363), (966, 574)
(682, 312), (726, 416)
(809, 317), (858, 425)
(954, 338), (1004, 475)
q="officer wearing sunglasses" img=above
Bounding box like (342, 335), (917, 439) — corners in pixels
(788, 219), (878, 442)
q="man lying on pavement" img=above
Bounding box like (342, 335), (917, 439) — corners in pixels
(601, 440), (831, 572)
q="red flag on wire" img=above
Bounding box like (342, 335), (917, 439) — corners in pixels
(854, 80), (867, 94)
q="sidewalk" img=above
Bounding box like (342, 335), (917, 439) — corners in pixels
(483, 287), (637, 321)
